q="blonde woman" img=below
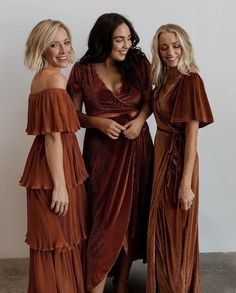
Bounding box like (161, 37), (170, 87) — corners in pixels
(20, 19), (88, 292)
(147, 24), (214, 293)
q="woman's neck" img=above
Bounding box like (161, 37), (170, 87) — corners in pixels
(101, 57), (116, 69)
(166, 67), (182, 83)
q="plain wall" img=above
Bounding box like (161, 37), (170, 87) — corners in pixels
(0, 0), (235, 258)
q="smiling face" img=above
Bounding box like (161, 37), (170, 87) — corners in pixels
(109, 22), (132, 62)
(44, 27), (72, 70)
(159, 31), (182, 68)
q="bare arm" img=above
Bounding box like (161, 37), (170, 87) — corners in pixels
(44, 73), (69, 216)
(73, 93), (126, 140)
(178, 120), (199, 210)
(45, 132), (69, 216)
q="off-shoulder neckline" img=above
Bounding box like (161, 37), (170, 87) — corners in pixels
(29, 88), (67, 96)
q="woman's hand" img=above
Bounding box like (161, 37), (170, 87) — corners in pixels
(123, 117), (145, 140)
(50, 185), (69, 216)
(178, 182), (195, 211)
(97, 117), (126, 139)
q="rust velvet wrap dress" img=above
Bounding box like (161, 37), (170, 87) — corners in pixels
(67, 55), (153, 290)
(20, 88), (88, 293)
(147, 73), (214, 293)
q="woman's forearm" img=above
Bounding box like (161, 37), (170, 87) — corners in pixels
(77, 111), (104, 129)
(137, 101), (152, 123)
(181, 121), (199, 186)
(45, 132), (66, 187)
(72, 93), (106, 129)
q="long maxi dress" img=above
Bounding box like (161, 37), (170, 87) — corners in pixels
(147, 73), (214, 293)
(20, 88), (88, 293)
(67, 55), (153, 290)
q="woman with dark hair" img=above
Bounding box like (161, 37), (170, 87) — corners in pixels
(67, 12), (153, 293)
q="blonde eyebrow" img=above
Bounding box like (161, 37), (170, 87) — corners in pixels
(160, 41), (179, 46)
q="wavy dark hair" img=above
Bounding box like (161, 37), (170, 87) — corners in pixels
(80, 13), (145, 88)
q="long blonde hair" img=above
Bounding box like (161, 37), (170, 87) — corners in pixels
(151, 24), (199, 88)
(24, 19), (75, 72)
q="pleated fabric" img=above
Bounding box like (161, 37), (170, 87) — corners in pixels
(67, 55), (153, 290)
(147, 73), (214, 293)
(20, 88), (88, 293)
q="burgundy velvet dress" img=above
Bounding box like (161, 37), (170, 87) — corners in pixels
(20, 89), (88, 293)
(67, 55), (153, 290)
(147, 73), (214, 293)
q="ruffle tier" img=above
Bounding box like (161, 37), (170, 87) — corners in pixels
(28, 244), (86, 293)
(25, 186), (88, 252)
(26, 88), (79, 135)
(26, 186), (87, 293)
(20, 133), (88, 189)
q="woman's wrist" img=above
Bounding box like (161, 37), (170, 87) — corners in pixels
(180, 176), (191, 188)
(135, 114), (146, 125)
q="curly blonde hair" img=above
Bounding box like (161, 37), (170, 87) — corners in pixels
(151, 24), (199, 87)
(24, 19), (75, 72)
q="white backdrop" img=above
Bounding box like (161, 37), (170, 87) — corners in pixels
(0, 0), (235, 258)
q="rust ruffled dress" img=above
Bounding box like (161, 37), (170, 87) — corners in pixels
(67, 55), (153, 290)
(147, 73), (214, 293)
(20, 88), (88, 293)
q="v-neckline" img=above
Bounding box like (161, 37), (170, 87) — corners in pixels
(92, 63), (124, 96)
(156, 75), (183, 125)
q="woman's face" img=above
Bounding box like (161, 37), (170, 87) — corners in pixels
(109, 23), (132, 61)
(44, 27), (71, 70)
(158, 31), (182, 68)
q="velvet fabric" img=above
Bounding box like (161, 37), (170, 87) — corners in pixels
(67, 55), (153, 290)
(147, 73), (214, 293)
(20, 89), (88, 293)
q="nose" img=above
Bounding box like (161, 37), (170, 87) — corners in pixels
(123, 39), (131, 49)
(166, 46), (175, 56)
(59, 44), (66, 53)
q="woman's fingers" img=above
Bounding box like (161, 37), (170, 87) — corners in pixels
(51, 200), (69, 216)
(109, 129), (120, 137)
(62, 203), (69, 216)
(107, 133), (119, 140)
(109, 123), (126, 134)
(54, 201), (61, 214)
(180, 199), (187, 210)
(106, 122), (126, 139)
(50, 199), (56, 210)
(114, 122), (126, 131)
(180, 198), (194, 211)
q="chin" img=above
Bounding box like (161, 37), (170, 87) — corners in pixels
(168, 63), (179, 68)
(58, 63), (69, 68)
(117, 56), (126, 62)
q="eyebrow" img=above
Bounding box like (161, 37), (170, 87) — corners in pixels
(50, 38), (70, 43)
(113, 34), (131, 39)
(160, 41), (179, 46)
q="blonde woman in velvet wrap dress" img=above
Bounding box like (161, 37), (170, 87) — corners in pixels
(20, 19), (88, 292)
(67, 13), (153, 293)
(147, 24), (214, 293)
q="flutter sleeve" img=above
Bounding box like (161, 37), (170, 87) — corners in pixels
(26, 88), (79, 135)
(139, 55), (152, 101)
(171, 73), (214, 128)
(139, 54), (151, 92)
(67, 62), (83, 98)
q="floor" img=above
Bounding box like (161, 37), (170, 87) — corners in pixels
(0, 253), (236, 292)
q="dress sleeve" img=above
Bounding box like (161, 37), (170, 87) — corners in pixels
(26, 89), (80, 135)
(171, 73), (214, 128)
(139, 54), (151, 93)
(67, 62), (83, 98)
